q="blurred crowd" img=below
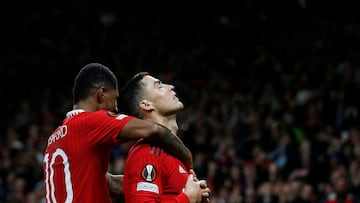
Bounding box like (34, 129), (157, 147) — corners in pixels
(1, 0), (360, 202)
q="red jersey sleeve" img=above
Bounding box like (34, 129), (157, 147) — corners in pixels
(76, 110), (134, 146)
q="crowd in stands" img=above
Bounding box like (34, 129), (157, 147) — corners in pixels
(1, 1), (360, 202)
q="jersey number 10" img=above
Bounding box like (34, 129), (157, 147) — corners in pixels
(43, 148), (74, 203)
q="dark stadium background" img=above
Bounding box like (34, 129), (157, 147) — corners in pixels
(1, 0), (360, 202)
(1, 0), (359, 115)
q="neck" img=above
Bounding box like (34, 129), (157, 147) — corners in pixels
(166, 117), (179, 134)
(147, 114), (178, 134)
(73, 98), (99, 112)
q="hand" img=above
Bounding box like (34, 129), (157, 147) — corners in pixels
(189, 169), (198, 180)
(198, 180), (210, 203)
(189, 170), (210, 203)
(184, 174), (211, 203)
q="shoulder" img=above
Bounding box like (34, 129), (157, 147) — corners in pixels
(70, 110), (134, 131)
(128, 141), (152, 156)
(127, 142), (167, 160)
(92, 110), (134, 121)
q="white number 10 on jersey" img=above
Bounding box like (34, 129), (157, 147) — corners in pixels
(44, 148), (73, 203)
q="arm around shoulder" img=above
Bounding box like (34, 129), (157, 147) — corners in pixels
(120, 118), (193, 169)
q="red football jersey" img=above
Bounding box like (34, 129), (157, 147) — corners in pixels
(43, 109), (133, 203)
(123, 141), (190, 203)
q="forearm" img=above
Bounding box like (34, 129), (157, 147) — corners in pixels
(120, 119), (193, 169)
(143, 125), (193, 169)
(106, 172), (123, 194)
(160, 130), (193, 169)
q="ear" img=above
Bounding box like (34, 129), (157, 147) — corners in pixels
(139, 100), (153, 111)
(96, 87), (106, 104)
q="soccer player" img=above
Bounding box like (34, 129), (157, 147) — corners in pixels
(42, 63), (193, 203)
(120, 72), (211, 202)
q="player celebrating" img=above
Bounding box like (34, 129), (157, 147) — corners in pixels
(42, 63), (193, 203)
(120, 72), (210, 202)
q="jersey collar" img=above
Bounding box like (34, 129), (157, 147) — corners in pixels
(66, 109), (85, 118)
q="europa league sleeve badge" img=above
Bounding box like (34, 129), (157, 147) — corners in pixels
(141, 164), (157, 182)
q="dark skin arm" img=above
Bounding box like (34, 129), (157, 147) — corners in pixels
(119, 117), (193, 169)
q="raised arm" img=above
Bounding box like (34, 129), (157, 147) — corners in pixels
(119, 117), (193, 169)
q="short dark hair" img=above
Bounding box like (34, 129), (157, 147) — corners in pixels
(73, 63), (118, 104)
(119, 72), (150, 117)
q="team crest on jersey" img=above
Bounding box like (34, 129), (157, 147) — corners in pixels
(141, 164), (157, 182)
(107, 111), (118, 117)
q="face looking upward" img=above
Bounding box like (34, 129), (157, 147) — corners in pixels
(140, 75), (184, 116)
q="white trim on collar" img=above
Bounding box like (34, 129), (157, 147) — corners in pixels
(66, 109), (85, 118)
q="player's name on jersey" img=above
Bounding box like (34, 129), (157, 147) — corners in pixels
(48, 125), (68, 145)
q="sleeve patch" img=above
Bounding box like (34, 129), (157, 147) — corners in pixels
(116, 114), (127, 120)
(106, 111), (128, 120)
(136, 182), (159, 194)
(141, 164), (157, 182)
(106, 111), (118, 117)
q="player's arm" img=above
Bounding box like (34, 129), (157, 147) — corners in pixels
(106, 173), (123, 194)
(119, 118), (193, 169)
